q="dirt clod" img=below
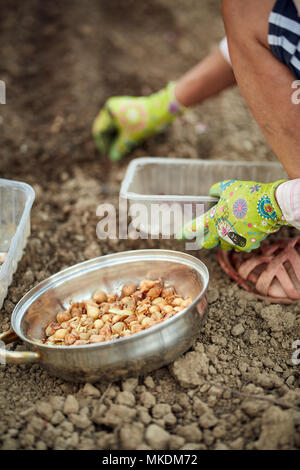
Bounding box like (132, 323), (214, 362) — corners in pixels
(63, 396), (79, 415)
(171, 349), (209, 387)
(145, 424), (170, 449)
(255, 406), (295, 450)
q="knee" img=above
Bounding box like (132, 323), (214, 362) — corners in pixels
(222, 0), (272, 47)
(222, 0), (252, 43)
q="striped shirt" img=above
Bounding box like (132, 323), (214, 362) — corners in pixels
(268, 0), (300, 78)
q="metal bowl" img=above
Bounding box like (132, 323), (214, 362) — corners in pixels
(0, 250), (209, 383)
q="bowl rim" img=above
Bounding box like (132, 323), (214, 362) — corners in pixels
(11, 249), (209, 350)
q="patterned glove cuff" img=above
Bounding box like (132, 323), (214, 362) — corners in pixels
(267, 179), (290, 225)
(166, 82), (187, 116)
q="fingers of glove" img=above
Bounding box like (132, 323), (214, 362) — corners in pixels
(109, 134), (135, 162)
(201, 232), (220, 250)
(178, 212), (209, 241)
(92, 107), (116, 155)
(179, 213), (221, 250)
(208, 181), (224, 198)
(219, 239), (234, 251)
(93, 106), (115, 136)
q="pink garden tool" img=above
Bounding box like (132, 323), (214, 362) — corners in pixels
(217, 237), (300, 304)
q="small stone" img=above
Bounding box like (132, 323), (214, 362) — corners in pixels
(152, 403), (171, 419)
(122, 378), (138, 392)
(136, 444), (152, 450)
(144, 376), (155, 389)
(119, 422), (144, 450)
(207, 288), (219, 304)
(40, 423), (59, 448)
(176, 424), (202, 442)
(248, 329), (258, 345)
(193, 397), (210, 417)
(116, 391), (135, 407)
(164, 413), (177, 427)
(66, 432), (79, 448)
(64, 395), (79, 415)
(49, 396), (65, 411)
(92, 404), (107, 425)
(1, 438), (19, 450)
(69, 413), (91, 430)
(214, 442), (229, 450)
(35, 440), (47, 450)
(208, 386), (223, 398)
(255, 406), (295, 450)
(140, 391), (156, 409)
(7, 428), (18, 437)
(241, 399), (269, 417)
(180, 443), (206, 450)
(286, 375), (295, 387)
(138, 407), (152, 425)
(255, 373), (283, 389)
(172, 404), (183, 414)
(100, 405), (136, 427)
(53, 436), (68, 450)
(78, 438), (96, 450)
(20, 407), (36, 420)
(199, 412), (218, 428)
(28, 416), (46, 435)
(169, 435), (185, 450)
(51, 411), (65, 426)
(145, 424), (170, 449)
(212, 425), (226, 439)
(230, 437), (244, 450)
(20, 432), (35, 448)
(171, 349), (209, 387)
(231, 323), (245, 336)
(35, 401), (53, 421)
(203, 429), (215, 446)
(82, 383), (101, 398)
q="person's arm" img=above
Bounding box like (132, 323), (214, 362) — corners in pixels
(223, 0), (300, 180)
(175, 45), (235, 107)
(93, 39), (236, 160)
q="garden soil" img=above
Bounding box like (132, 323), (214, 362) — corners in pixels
(0, 0), (299, 450)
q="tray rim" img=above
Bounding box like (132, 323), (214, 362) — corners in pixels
(0, 178), (35, 281)
(120, 157), (285, 201)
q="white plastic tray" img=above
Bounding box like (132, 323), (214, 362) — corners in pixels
(0, 179), (35, 308)
(120, 157), (287, 236)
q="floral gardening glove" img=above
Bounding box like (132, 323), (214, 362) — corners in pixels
(92, 82), (185, 161)
(179, 179), (290, 252)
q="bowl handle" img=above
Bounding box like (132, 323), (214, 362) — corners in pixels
(0, 329), (40, 364)
(0, 328), (19, 344)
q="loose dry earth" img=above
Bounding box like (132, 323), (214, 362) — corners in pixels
(0, 0), (299, 450)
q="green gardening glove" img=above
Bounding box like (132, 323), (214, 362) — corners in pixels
(92, 82), (185, 161)
(179, 179), (290, 252)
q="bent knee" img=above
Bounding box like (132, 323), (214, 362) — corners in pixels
(222, 0), (274, 47)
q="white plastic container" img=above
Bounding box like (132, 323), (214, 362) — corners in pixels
(0, 179), (35, 308)
(120, 157), (287, 236)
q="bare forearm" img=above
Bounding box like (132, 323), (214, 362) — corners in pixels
(223, 0), (300, 179)
(227, 36), (300, 178)
(175, 48), (236, 107)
